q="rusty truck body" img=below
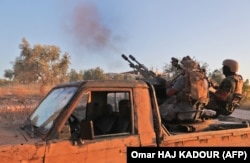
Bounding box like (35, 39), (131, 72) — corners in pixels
(0, 80), (250, 162)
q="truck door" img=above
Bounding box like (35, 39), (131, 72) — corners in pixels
(44, 90), (140, 163)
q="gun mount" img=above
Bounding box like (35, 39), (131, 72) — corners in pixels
(121, 54), (167, 85)
(122, 54), (167, 104)
(121, 54), (156, 79)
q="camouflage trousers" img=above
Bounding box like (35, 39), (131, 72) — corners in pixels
(159, 100), (197, 121)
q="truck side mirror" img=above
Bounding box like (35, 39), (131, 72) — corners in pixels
(80, 120), (94, 140)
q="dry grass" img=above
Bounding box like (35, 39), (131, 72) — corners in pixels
(0, 84), (52, 126)
(0, 84), (51, 97)
(0, 103), (35, 126)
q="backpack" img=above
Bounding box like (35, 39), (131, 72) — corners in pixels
(182, 60), (209, 104)
(173, 60), (210, 122)
(218, 74), (243, 115)
(231, 74), (243, 95)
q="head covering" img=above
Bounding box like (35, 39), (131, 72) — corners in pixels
(181, 56), (191, 64)
(171, 57), (178, 63)
(222, 59), (239, 72)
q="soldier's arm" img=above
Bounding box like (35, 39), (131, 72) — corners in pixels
(213, 79), (233, 101)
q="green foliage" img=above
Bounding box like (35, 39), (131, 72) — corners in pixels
(4, 69), (14, 80)
(68, 69), (84, 81)
(110, 73), (135, 80)
(11, 38), (71, 86)
(207, 69), (224, 85)
(83, 67), (107, 80)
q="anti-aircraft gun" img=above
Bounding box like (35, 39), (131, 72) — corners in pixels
(121, 54), (167, 85)
(122, 54), (167, 104)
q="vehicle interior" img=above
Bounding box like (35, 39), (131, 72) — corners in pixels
(67, 90), (133, 141)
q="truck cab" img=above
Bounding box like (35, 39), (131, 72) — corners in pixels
(1, 80), (250, 162)
(1, 80), (161, 162)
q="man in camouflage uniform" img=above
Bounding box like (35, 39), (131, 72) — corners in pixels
(160, 56), (202, 122)
(206, 59), (243, 116)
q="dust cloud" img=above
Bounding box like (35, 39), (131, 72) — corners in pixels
(62, 2), (126, 72)
(67, 3), (122, 53)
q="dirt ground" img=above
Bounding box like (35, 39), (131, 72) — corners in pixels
(0, 95), (43, 127)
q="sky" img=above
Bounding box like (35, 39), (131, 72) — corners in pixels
(1, 0), (250, 80)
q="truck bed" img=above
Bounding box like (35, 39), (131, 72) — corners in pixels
(163, 115), (250, 134)
(160, 115), (250, 146)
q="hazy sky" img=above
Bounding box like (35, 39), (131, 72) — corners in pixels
(1, 0), (250, 80)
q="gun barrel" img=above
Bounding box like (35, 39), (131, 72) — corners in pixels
(122, 54), (136, 69)
(121, 53), (167, 88)
(121, 54), (129, 61)
(129, 55), (136, 61)
(122, 54), (160, 78)
(129, 54), (149, 71)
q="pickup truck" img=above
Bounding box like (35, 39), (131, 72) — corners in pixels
(0, 79), (250, 162)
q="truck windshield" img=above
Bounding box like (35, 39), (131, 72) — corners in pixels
(29, 87), (77, 130)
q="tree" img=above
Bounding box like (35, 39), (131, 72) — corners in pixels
(11, 38), (71, 86)
(68, 69), (84, 81)
(112, 73), (134, 80)
(243, 79), (249, 89)
(4, 69), (14, 80)
(207, 69), (224, 85)
(83, 67), (107, 80)
(13, 38), (32, 84)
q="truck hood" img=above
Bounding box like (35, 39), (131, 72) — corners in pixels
(0, 125), (38, 145)
(0, 125), (47, 162)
